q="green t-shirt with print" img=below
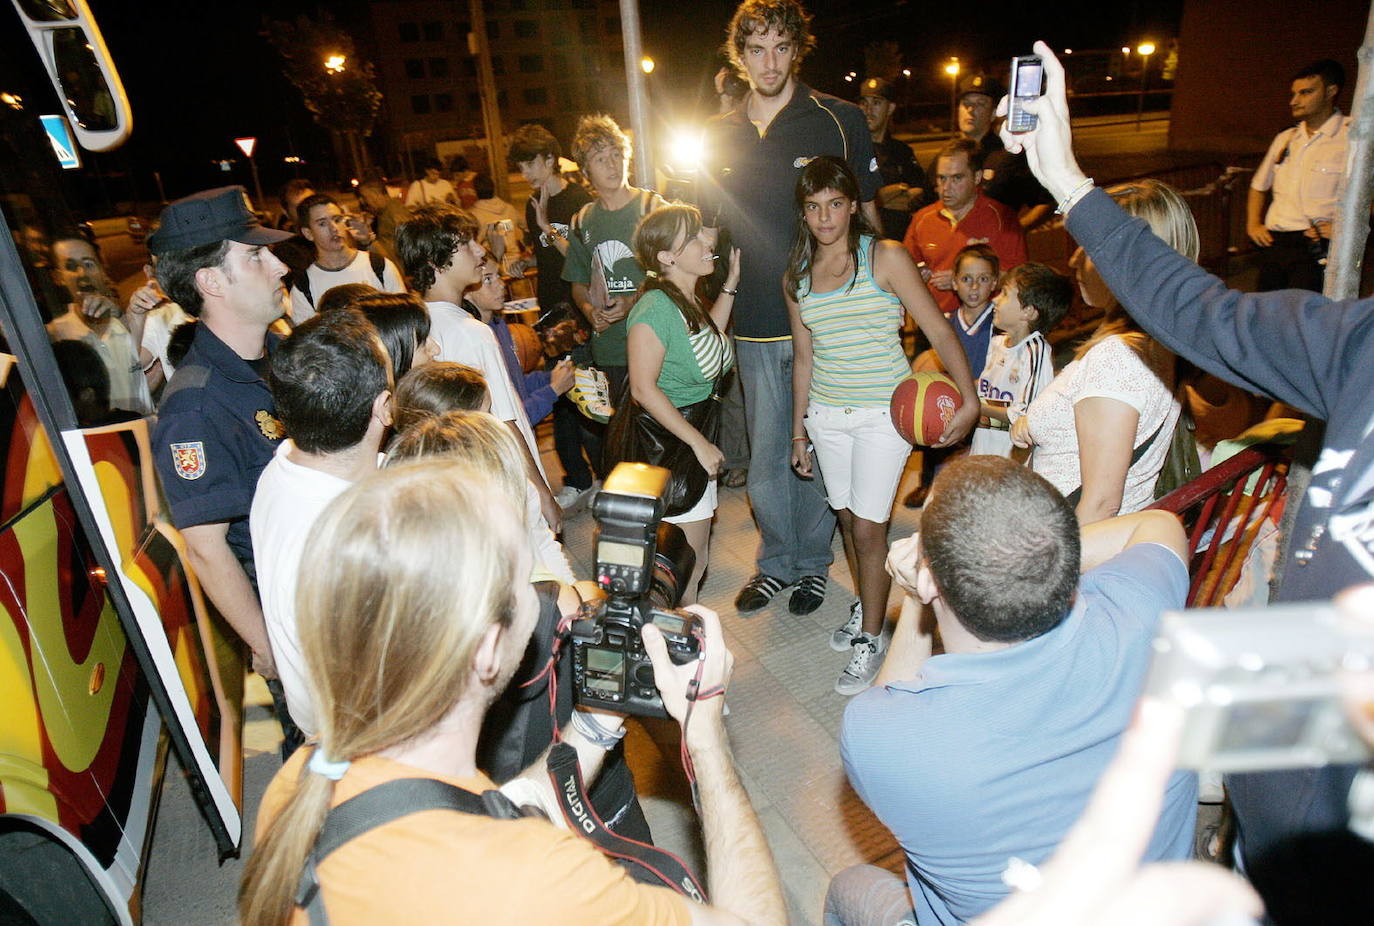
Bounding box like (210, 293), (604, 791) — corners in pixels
(627, 289), (735, 406)
(562, 188), (662, 366)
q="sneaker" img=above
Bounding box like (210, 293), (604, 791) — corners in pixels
(556, 480), (599, 513)
(835, 633), (886, 696)
(735, 574), (788, 613)
(830, 601), (863, 652)
(789, 574), (827, 615)
(569, 367), (613, 423)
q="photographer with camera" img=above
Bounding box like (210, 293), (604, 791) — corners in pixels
(241, 460), (784, 925)
(1002, 41), (1374, 923)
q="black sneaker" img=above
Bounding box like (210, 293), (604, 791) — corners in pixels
(736, 574), (788, 613)
(789, 574), (827, 615)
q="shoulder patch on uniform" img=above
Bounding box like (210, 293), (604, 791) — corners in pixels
(255, 410), (284, 440)
(170, 441), (206, 480)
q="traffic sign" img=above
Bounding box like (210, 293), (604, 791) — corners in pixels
(234, 137), (257, 158)
(40, 114), (81, 170)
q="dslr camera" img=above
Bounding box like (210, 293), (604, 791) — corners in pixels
(1143, 603), (1374, 772)
(571, 463), (700, 718)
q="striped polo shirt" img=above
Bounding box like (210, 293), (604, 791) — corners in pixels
(799, 236), (910, 407)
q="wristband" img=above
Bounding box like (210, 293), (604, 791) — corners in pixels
(1055, 177), (1095, 216)
(721, 287), (738, 296)
(570, 709), (627, 750)
(791, 436), (807, 441)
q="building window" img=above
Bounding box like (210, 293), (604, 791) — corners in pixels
(552, 52), (569, 72)
(518, 54), (544, 73)
(523, 87), (549, 105)
(498, 89), (509, 108)
(486, 20), (500, 40)
(491, 56), (505, 76)
(461, 58), (478, 77)
(515, 20), (538, 38)
(604, 16), (620, 33)
(422, 21), (443, 42)
(428, 57), (450, 79)
(411, 94), (431, 115)
(467, 92), (481, 109)
(399, 22), (420, 43)
(405, 59), (425, 80)
(435, 93), (454, 112)
(511, 0), (529, 10)
(558, 85), (575, 108)
(578, 15), (596, 42)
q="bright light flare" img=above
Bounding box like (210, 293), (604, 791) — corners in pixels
(667, 128), (704, 173)
(944, 61), (960, 77)
(324, 54), (347, 74)
(640, 56), (655, 74)
(1136, 42), (1156, 56)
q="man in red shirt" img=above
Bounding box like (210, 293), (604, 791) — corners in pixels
(904, 138), (1027, 314)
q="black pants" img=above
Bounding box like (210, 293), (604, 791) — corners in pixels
(1256, 230), (1326, 293)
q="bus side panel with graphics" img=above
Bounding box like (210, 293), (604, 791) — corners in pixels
(1, 0), (244, 920)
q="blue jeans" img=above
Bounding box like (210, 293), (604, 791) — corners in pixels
(824, 864), (916, 926)
(735, 338), (834, 581)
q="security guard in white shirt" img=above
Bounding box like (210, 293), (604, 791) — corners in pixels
(1247, 59), (1350, 292)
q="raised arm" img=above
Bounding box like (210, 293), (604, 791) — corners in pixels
(1001, 41), (1371, 421)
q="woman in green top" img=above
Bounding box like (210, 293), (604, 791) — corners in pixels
(627, 204), (741, 604)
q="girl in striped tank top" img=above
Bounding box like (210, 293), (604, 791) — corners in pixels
(784, 157), (978, 695)
(626, 203), (740, 604)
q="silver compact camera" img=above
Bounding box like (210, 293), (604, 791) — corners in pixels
(1144, 604), (1374, 772)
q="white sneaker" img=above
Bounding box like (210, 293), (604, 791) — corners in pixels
(557, 480), (600, 513)
(569, 367), (613, 423)
(830, 601), (863, 652)
(835, 633), (886, 696)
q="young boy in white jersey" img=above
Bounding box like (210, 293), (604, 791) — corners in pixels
(970, 263), (1072, 457)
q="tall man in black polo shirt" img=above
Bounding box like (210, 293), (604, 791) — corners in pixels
(148, 186), (301, 752)
(700, 0), (882, 616)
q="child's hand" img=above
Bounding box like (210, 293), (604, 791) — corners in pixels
(1011, 416), (1035, 448)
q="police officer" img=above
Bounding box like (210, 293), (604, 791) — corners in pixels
(147, 186), (300, 749)
(858, 76), (928, 241)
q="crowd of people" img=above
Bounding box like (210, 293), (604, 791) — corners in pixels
(28, 1), (1374, 923)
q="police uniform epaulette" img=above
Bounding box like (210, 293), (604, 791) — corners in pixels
(159, 364), (212, 401)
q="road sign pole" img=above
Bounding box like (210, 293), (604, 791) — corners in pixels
(247, 156), (266, 214)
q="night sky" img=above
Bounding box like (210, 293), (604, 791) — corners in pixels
(14, 0), (1182, 204)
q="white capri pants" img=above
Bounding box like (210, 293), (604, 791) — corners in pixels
(804, 403), (912, 523)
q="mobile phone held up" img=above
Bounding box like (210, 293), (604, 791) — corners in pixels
(1007, 55), (1044, 134)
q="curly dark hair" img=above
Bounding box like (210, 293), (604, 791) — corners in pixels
(725, 0), (816, 73)
(395, 205), (481, 295)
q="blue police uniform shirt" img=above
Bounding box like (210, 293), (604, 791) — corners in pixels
(152, 321), (282, 576)
(841, 543), (1198, 924)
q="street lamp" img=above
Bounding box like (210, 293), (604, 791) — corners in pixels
(324, 53), (346, 74)
(1135, 41), (1156, 130)
(944, 58), (960, 135)
(640, 56), (655, 74)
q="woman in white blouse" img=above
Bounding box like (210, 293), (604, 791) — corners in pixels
(1012, 180), (1194, 524)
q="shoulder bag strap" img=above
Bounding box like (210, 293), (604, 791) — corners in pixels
(1062, 414), (1169, 508)
(296, 778), (521, 925)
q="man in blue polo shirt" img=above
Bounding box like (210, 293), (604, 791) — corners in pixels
(830, 456), (1197, 925)
(700, 0), (882, 618)
(148, 186), (296, 744)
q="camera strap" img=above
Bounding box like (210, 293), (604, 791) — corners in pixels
(545, 741), (708, 903)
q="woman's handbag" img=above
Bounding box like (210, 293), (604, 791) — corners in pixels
(602, 377), (723, 518)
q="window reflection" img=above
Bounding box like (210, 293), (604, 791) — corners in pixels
(15, 0), (78, 23)
(52, 27), (115, 131)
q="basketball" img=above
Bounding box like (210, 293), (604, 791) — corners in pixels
(890, 372), (963, 446)
(508, 322), (544, 374)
